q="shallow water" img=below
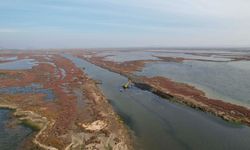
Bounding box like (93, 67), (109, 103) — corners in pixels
(98, 50), (234, 62)
(136, 60), (250, 108)
(0, 59), (37, 70)
(0, 109), (33, 150)
(0, 84), (55, 101)
(0, 56), (17, 61)
(98, 51), (158, 62)
(66, 54), (250, 150)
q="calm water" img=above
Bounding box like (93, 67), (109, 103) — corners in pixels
(98, 50), (233, 62)
(0, 109), (33, 150)
(0, 58), (38, 150)
(0, 59), (37, 70)
(136, 60), (250, 108)
(0, 84), (55, 101)
(0, 56), (17, 61)
(66, 54), (250, 150)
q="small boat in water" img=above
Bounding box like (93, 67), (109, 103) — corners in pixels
(122, 80), (132, 89)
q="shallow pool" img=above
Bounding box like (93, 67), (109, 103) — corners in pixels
(0, 59), (37, 70)
(0, 109), (33, 150)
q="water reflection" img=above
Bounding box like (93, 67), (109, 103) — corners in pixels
(66, 54), (250, 150)
(0, 59), (37, 70)
(0, 109), (32, 150)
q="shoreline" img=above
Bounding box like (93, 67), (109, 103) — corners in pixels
(0, 103), (55, 149)
(0, 52), (133, 150)
(75, 52), (250, 127)
(131, 76), (250, 125)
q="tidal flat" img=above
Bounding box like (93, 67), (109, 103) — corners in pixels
(0, 51), (132, 150)
(1, 49), (250, 150)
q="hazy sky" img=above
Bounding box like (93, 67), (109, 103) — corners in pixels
(0, 0), (250, 49)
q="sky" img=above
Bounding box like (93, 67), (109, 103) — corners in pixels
(0, 0), (250, 49)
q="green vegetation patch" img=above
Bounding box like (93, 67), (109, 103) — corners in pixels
(20, 119), (42, 131)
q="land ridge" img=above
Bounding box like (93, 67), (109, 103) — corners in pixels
(74, 52), (250, 126)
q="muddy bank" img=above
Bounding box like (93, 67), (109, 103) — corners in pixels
(0, 52), (133, 150)
(79, 54), (155, 74)
(131, 76), (250, 125)
(185, 52), (250, 61)
(154, 55), (250, 63)
(153, 55), (185, 63)
(75, 52), (250, 126)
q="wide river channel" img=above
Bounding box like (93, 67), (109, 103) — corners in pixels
(66, 54), (250, 150)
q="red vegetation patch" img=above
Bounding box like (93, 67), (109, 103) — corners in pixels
(76, 51), (250, 126)
(137, 76), (250, 125)
(0, 51), (132, 149)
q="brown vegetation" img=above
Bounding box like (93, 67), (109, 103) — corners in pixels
(75, 51), (250, 126)
(0, 51), (132, 150)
